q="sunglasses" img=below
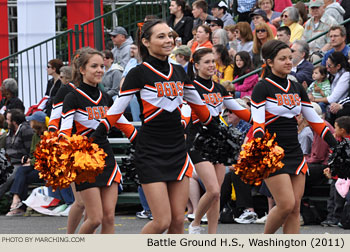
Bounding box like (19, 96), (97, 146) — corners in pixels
(111, 35), (117, 38)
(256, 29), (267, 33)
(103, 57), (111, 60)
(282, 14), (289, 18)
(47, 65), (52, 68)
(210, 24), (218, 27)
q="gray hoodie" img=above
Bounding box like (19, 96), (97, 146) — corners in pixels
(112, 36), (133, 69)
(221, 12), (235, 27)
(101, 63), (123, 98)
(325, 2), (345, 24)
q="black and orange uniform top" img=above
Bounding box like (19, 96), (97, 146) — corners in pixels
(59, 82), (136, 191)
(94, 55), (214, 184)
(186, 76), (252, 164)
(251, 73), (337, 176)
(48, 82), (77, 132)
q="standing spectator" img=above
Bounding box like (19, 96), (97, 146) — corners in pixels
(101, 50), (123, 99)
(280, 7), (304, 42)
(276, 26), (291, 47)
(190, 25), (213, 53)
(235, 22), (254, 57)
(249, 8), (277, 36)
(109, 26), (133, 69)
(324, 0), (345, 24)
(322, 25), (350, 66)
(302, 0), (338, 63)
(341, 0), (350, 44)
(212, 44), (234, 84)
(211, 1), (235, 27)
(192, 0), (215, 27)
(257, 0), (281, 25)
(0, 109), (34, 199)
(167, 0), (193, 45)
(252, 22), (274, 68)
(236, 0), (257, 22)
(34, 59), (63, 117)
(0, 78), (25, 118)
(290, 40), (314, 87)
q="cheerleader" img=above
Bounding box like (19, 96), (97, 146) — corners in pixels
(250, 40), (337, 234)
(187, 48), (251, 234)
(59, 47), (135, 234)
(92, 19), (217, 234)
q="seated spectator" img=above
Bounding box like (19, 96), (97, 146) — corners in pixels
(212, 44), (234, 84)
(0, 109), (34, 199)
(290, 40), (314, 87)
(101, 50), (123, 99)
(235, 22), (254, 58)
(312, 52), (350, 114)
(252, 22), (274, 69)
(322, 25), (350, 66)
(211, 1), (235, 27)
(190, 24), (213, 53)
(192, 0), (214, 27)
(212, 29), (229, 47)
(294, 1), (308, 26)
(0, 78), (25, 118)
(297, 114), (313, 157)
(276, 26), (291, 47)
(236, 0), (257, 23)
(324, 0), (345, 24)
(167, 0), (193, 45)
(302, 0), (337, 63)
(224, 25), (239, 57)
(5, 111), (47, 216)
(257, 0), (281, 26)
(329, 96), (350, 127)
(249, 8), (277, 36)
(233, 51), (259, 98)
(341, 0), (350, 44)
(307, 66), (331, 113)
(58, 66), (73, 85)
(0, 114), (6, 149)
(305, 102), (334, 195)
(280, 7), (304, 42)
(208, 18), (224, 33)
(173, 45), (192, 74)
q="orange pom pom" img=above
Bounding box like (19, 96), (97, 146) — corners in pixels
(34, 131), (106, 191)
(234, 131), (284, 186)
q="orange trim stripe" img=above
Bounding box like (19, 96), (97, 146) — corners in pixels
(119, 88), (140, 95)
(107, 163), (119, 185)
(75, 88), (102, 105)
(265, 78), (291, 93)
(143, 62), (173, 80)
(193, 80), (215, 92)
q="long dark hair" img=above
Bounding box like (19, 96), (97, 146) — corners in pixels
(261, 39), (290, 79)
(192, 47), (213, 76)
(328, 51), (350, 72)
(233, 51), (253, 78)
(138, 19), (166, 60)
(213, 44), (233, 67)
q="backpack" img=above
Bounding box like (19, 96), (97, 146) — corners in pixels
(300, 198), (322, 225)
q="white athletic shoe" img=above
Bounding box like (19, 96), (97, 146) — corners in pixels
(234, 209), (258, 224)
(188, 222), (204, 234)
(254, 213), (268, 224)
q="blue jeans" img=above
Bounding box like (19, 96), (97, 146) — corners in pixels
(138, 186), (150, 211)
(10, 165), (43, 201)
(48, 186), (75, 205)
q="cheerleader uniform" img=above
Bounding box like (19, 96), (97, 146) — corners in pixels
(251, 73), (336, 176)
(94, 55), (214, 184)
(48, 82), (76, 132)
(59, 82), (136, 191)
(187, 76), (252, 164)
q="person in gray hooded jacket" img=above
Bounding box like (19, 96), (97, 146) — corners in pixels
(324, 0), (345, 24)
(101, 50), (123, 99)
(110, 26), (134, 69)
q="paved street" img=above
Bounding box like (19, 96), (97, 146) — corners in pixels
(0, 213), (349, 234)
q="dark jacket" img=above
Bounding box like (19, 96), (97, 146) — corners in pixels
(0, 97), (25, 114)
(167, 15), (193, 45)
(290, 60), (314, 86)
(341, 0), (350, 43)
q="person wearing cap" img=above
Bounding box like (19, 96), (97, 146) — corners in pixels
(211, 1), (235, 27)
(302, 0), (338, 63)
(109, 26), (133, 69)
(173, 45), (192, 74)
(192, 0), (215, 27)
(250, 9), (277, 36)
(209, 18), (224, 32)
(4, 111), (45, 216)
(167, 0), (193, 45)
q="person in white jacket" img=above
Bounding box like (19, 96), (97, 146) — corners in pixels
(324, 0), (345, 24)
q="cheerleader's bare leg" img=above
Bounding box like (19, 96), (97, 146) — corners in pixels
(263, 174), (296, 234)
(100, 182), (119, 233)
(67, 183), (85, 234)
(205, 163), (226, 233)
(191, 161), (221, 231)
(282, 174), (305, 234)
